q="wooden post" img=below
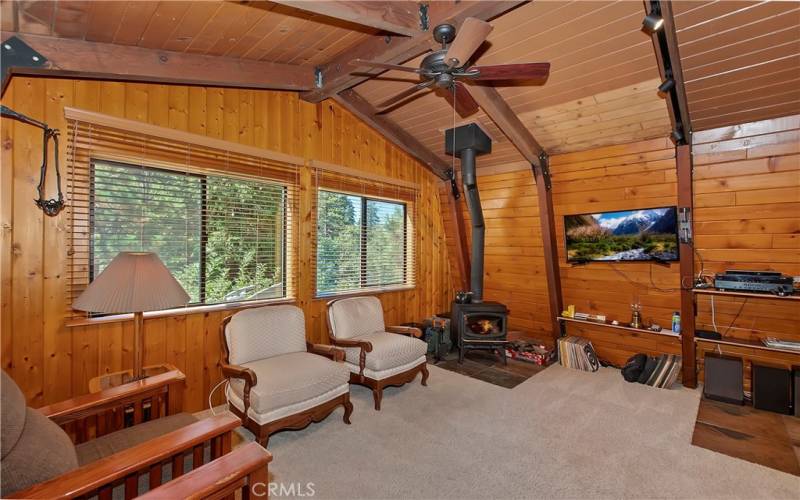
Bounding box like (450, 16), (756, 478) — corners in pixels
(133, 311), (144, 379)
(531, 156), (564, 344)
(676, 143), (696, 388)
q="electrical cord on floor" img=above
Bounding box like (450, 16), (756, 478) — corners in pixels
(208, 378), (229, 416)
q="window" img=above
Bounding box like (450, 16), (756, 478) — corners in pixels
(90, 160), (288, 306)
(316, 190), (409, 296)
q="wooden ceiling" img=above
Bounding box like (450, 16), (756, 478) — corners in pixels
(2, 0), (798, 172)
(0, 0), (376, 65)
(355, 0), (671, 168)
(672, 1), (800, 131)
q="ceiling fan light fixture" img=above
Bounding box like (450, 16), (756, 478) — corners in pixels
(658, 78), (675, 94)
(642, 12), (664, 34)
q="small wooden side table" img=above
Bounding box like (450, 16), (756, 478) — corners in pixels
(89, 363), (182, 393)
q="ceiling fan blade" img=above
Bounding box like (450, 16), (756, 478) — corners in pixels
(469, 63), (551, 82)
(376, 80), (434, 110)
(445, 18), (493, 68)
(351, 59), (421, 74)
(444, 82), (480, 117)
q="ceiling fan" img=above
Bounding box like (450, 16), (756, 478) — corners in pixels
(351, 18), (551, 116)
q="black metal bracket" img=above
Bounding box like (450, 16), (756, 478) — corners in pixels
(314, 67), (324, 89)
(532, 152), (552, 191)
(1, 36), (48, 94)
(446, 168), (461, 199)
(419, 3), (430, 31)
(1, 105), (65, 217)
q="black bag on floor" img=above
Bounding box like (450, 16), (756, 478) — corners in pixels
(622, 353), (648, 382)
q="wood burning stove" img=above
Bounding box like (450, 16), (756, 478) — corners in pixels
(445, 124), (509, 363)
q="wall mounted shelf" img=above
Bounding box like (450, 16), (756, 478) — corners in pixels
(557, 316), (681, 339)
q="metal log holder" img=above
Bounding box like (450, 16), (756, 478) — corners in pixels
(1, 105), (65, 216)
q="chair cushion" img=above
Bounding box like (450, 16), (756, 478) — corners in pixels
(344, 331), (428, 372)
(228, 352), (350, 415)
(1, 370), (27, 459)
(75, 412), (198, 466)
(1, 408), (79, 497)
(225, 305), (307, 365)
(328, 296), (385, 339)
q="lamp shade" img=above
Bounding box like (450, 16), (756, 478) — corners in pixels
(73, 252), (190, 313)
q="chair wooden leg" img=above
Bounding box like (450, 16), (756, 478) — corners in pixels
(372, 387), (383, 411)
(258, 434), (269, 449)
(343, 394), (353, 424)
(420, 364), (429, 386)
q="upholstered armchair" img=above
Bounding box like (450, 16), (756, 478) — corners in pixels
(327, 296), (429, 410)
(221, 304), (353, 447)
(1, 369), (240, 498)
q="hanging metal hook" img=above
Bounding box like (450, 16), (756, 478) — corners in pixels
(1, 105), (65, 216)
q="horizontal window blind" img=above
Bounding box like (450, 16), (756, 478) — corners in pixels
(66, 114), (299, 317)
(312, 166), (417, 297)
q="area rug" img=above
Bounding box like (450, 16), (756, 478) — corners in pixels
(216, 364), (800, 499)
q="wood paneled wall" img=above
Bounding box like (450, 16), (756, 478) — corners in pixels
(451, 169), (553, 343)
(550, 138), (683, 366)
(692, 115), (800, 389)
(1, 77), (453, 412)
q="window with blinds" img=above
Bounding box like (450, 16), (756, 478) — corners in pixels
(65, 108), (300, 314)
(91, 160), (288, 305)
(312, 164), (417, 297)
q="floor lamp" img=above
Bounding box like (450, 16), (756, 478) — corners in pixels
(73, 252), (190, 381)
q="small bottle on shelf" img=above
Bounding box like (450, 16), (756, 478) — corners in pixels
(672, 311), (681, 334)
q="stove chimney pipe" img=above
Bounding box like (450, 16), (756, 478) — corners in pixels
(445, 123), (492, 303)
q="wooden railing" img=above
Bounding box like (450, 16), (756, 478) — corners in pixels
(38, 370), (185, 444)
(139, 442), (272, 500)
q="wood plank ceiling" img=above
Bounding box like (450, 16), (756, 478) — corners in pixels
(671, 1), (800, 131)
(354, 0), (672, 169)
(0, 0), (377, 65)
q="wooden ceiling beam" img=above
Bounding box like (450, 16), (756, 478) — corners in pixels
(467, 85), (544, 167)
(268, 1), (421, 36)
(302, 1), (526, 103)
(334, 88), (451, 179)
(1, 32), (316, 92)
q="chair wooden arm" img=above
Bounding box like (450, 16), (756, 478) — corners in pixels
(387, 325), (424, 338)
(220, 362), (257, 415)
(307, 341), (346, 362)
(138, 442), (272, 500)
(9, 414), (240, 499)
(329, 336), (373, 382)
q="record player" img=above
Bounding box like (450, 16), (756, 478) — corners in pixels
(714, 270), (795, 296)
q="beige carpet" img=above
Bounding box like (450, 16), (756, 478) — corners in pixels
(218, 364), (800, 499)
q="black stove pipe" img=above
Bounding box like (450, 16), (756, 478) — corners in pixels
(460, 148), (485, 303)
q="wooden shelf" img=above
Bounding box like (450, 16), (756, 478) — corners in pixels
(694, 336), (800, 356)
(692, 288), (799, 301)
(557, 316), (681, 339)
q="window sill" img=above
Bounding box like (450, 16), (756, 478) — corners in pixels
(65, 297), (296, 328)
(314, 284), (416, 301)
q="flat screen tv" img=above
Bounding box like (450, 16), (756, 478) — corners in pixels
(564, 206), (679, 262)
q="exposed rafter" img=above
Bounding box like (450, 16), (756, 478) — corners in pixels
(334, 88), (450, 179)
(268, 1), (421, 37)
(0, 32), (315, 94)
(643, 0), (692, 143)
(302, 1), (526, 103)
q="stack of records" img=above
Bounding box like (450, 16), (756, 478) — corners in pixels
(558, 336), (600, 372)
(643, 354), (682, 389)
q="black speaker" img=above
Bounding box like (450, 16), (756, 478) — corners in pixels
(794, 366), (800, 417)
(703, 354), (744, 405)
(753, 363), (791, 414)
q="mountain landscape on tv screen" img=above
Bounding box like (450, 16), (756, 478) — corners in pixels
(565, 207), (678, 262)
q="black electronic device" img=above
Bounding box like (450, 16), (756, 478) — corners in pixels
(703, 354), (744, 405)
(752, 363), (792, 414)
(714, 270), (794, 296)
(696, 330), (722, 340)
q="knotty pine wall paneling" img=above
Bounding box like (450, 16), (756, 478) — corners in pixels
(691, 115), (800, 391)
(1, 77), (453, 411)
(549, 138), (683, 367)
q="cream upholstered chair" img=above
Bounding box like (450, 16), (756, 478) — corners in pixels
(221, 305), (352, 447)
(327, 296), (429, 410)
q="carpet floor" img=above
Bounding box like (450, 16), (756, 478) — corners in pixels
(225, 364), (800, 499)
